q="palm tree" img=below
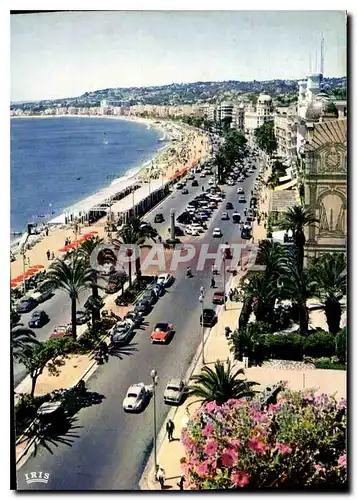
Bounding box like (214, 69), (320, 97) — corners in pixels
(11, 327), (40, 361)
(78, 236), (104, 321)
(116, 217), (158, 282)
(310, 253), (347, 334)
(278, 205), (318, 270)
(44, 252), (96, 340)
(188, 360), (259, 406)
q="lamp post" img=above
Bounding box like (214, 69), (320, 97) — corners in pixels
(150, 368), (159, 473)
(223, 255), (226, 310)
(199, 286), (205, 364)
(170, 208), (176, 240)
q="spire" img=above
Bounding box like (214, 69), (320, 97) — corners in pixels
(320, 33), (324, 75)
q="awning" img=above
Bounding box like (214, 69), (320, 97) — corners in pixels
(274, 178), (297, 191)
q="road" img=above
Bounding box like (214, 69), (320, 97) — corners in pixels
(16, 159), (261, 490)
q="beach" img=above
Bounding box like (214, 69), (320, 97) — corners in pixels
(10, 117), (210, 280)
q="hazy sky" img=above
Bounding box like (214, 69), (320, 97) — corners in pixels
(10, 10), (347, 102)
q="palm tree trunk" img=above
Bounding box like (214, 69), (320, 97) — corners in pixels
(30, 375), (37, 399)
(299, 301), (309, 334)
(325, 298), (342, 334)
(135, 257), (141, 283)
(71, 296), (77, 341)
(91, 283), (100, 322)
(128, 260), (132, 287)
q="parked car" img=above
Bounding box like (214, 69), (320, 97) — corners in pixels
(200, 309), (218, 327)
(151, 322), (174, 343)
(232, 212), (241, 223)
(212, 227), (222, 238)
(212, 290), (226, 305)
(28, 310), (49, 328)
(163, 378), (187, 405)
(238, 195), (246, 203)
(76, 309), (90, 325)
(142, 290), (158, 306)
(50, 324), (72, 339)
(176, 183), (184, 190)
(110, 319), (135, 344)
(16, 296), (38, 313)
(134, 299), (151, 316)
(157, 273), (174, 287)
(186, 226), (199, 236)
(241, 227), (252, 240)
(122, 383), (150, 412)
(154, 213), (164, 223)
(225, 202), (234, 210)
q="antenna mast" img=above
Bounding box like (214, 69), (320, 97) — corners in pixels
(320, 33), (324, 75)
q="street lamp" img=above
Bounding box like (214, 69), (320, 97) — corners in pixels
(150, 368), (159, 473)
(199, 286), (205, 364)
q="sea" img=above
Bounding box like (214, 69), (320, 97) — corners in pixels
(10, 117), (163, 241)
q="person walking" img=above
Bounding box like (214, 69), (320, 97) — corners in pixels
(46, 249), (50, 260)
(202, 185), (204, 192)
(45, 227), (49, 237)
(157, 467), (166, 490)
(229, 289), (233, 301)
(210, 276), (215, 288)
(166, 419), (175, 442)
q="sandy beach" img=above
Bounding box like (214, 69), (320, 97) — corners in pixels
(10, 117), (210, 281)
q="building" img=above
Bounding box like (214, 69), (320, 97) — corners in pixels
(244, 93), (274, 146)
(302, 118), (347, 264)
(232, 103), (245, 131)
(274, 111), (298, 165)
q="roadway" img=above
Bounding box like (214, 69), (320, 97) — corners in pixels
(16, 158), (261, 490)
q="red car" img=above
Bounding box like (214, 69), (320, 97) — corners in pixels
(151, 322), (174, 343)
(212, 290), (225, 305)
(50, 324), (73, 339)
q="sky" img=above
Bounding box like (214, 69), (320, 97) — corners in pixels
(10, 9), (347, 102)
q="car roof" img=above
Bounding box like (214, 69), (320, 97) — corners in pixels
(155, 322), (169, 328)
(214, 290), (224, 294)
(167, 378), (183, 386)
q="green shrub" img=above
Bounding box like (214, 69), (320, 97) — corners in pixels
(265, 333), (304, 361)
(303, 331), (335, 358)
(314, 359), (346, 370)
(335, 328), (347, 364)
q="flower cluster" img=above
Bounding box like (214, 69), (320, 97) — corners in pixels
(180, 390), (347, 489)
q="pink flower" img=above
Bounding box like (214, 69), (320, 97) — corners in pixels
(275, 443), (292, 455)
(202, 424), (214, 437)
(247, 436), (267, 454)
(196, 461), (209, 477)
(338, 454), (347, 469)
(251, 411), (269, 423)
(204, 440), (218, 456)
(221, 448), (238, 467)
(228, 439), (241, 450)
(314, 463), (326, 474)
(205, 401), (217, 413)
(268, 403), (280, 414)
(304, 393), (314, 402)
(232, 470), (250, 487)
(338, 398), (347, 410)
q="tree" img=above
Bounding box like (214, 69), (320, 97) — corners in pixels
(45, 252), (96, 340)
(11, 327), (40, 361)
(335, 327), (347, 364)
(188, 360), (259, 406)
(78, 236), (104, 322)
(278, 205), (318, 270)
(310, 253), (347, 334)
(229, 322), (269, 364)
(255, 122), (277, 155)
(116, 216), (158, 282)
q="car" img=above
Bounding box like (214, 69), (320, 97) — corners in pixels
(50, 324), (72, 339)
(186, 226), (199, 236)
(199, 172), (206, 178)
(191, 179), (199, 187)
(176, 183), (184, 190)
(16, 296), (38, 313)
(110, 319), (135, 344)
(134, 299), (151, 315)
(200, 308), (218, 327)
(241, 227), (252, 240)
(238, 195), (246, 203)
(212, 227), (222, 238)
(248, 168), (254, 174)
(28, 310), (49, 328)
(31, 282), (54, 303)
(142, 289), (158, 305)
(227, 180), (234, 186)
(246, 210), (255, 222)
(157, 273), (174, 287)
(149, 282), (165, 298)
(182, 188), (189, 195)
(151, 322), (174, 343)
(225, 202), (234, 210)
(163, 378), (187, 405)
(76, 309), (90, 325)
(244, 220), (252, 229)
(208, 178), (215, 185)
(122, 383), (150, 412)
(232, 212), (241, 223)
(154, 213), (164, 223)
(212, 290), (226, 305)
(237, 187), (244, 194)
(188, 174), (195, 180)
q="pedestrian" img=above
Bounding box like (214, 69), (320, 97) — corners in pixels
(68, 237), (71, 244)
(51, 251), (55, 260)
(177, 475), (185, 490)
(45, 227), (49, 237)
(64, 238), (68, 246)
(210, 276), (215, 288)
(229, 290), (233, 301)
(46, 249), (50, 260)
(244, 208), (247, 217)
(157, 467), (166, 490)
(166, 419), (175, 442)
(202, 185), (204, 192)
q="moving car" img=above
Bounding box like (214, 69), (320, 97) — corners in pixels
(157, 273), (174, 287)
(237, 187), (244, 194)
(28, 310), (49, 328)
(208, 178), (215, 185)
(191, 179), (199, 187)
(16, 296), (38, 313)
(200, 309), (218, 327)
(151, 322), (174, 343)
(221, 212), (229, 221)
(225, 202), (234, 210)
(241, 227), (252, 240)
(50, 324), (72, 339)
(122, 383), (150, 412)
(212, 227), (222, 238)
(238, 195), (246, 203)
(76, 309), (90, 325)
(188, 174), (195, 180)
(182, 188), (189, 195)
(199, 172), (206, 178)
(212, 290), (225, 305)
(163, 378), (187, 405)
(154, 213), (164, 223)
(232, 212), (241, 223)
(176, 183), (184, 190)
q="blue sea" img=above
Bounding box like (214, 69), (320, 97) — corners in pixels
(10, 117), (162, 238)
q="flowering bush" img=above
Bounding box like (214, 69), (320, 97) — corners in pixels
(181, 389), (347, 489)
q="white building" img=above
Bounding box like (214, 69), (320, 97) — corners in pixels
(244, 93), (274, 145)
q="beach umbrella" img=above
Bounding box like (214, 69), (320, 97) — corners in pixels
(11, 276), (24, 283)
(32, 264), (45, 269)
(24, 269), (38, 277)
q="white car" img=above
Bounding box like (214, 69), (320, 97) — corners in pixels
(157, 273), (174, 287)
(238, 195), (246, 203)
(212, 227), (222, 238)
(237, 187), (244, 194)
(199, 172), (206, 178)
(164, 378), (187, 405)
(186, 226), (200, 236)
(191, 222), (205, 232)
(123, 383), (150, 412)
(248, 169), (254, 174)
(221, 212), (229, 220)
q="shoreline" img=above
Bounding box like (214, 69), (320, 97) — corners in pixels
(11, 115), (210, 251)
